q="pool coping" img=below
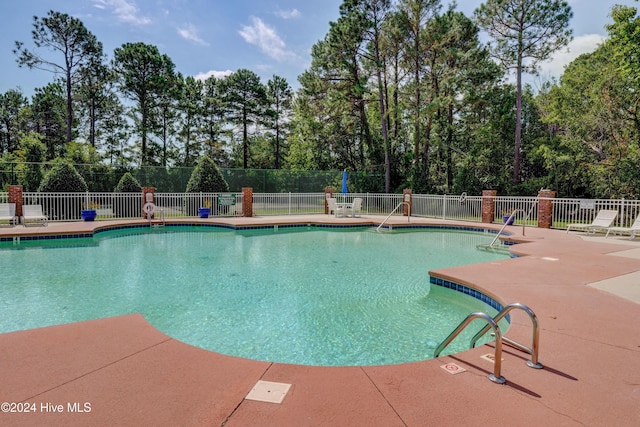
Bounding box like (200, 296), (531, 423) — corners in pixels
(1, 215), (639, 426)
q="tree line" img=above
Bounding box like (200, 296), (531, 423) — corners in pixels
(1, 1), (639, 198)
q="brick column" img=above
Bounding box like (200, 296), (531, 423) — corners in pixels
(537, 189), (555, 229)
(242, 187), (253, 217)
(142, 187), (155, 219)
(8, 185), (23, 218)
(403, 188), (412, 216)
(324, 187), (334, 215)
(482, 190), (497, 224)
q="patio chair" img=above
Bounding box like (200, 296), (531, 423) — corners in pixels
(606, 213), (640, 239)
(0, 203), (17, 227)
(21, 204), (49, 226)
(346, 197), (362, 218)
(566, 209), (617, 234)
(327, 198), (345, 218)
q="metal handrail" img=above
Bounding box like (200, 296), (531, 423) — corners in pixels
(376, 201), (410, 232)
(470, 303), (543, 369)
(489, 208), (524, 247)
(433, 312), (506, 384)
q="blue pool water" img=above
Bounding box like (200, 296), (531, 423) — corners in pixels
(0, 226), (509, 366)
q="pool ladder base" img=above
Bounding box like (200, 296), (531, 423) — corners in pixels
(434, 303), (542, 383)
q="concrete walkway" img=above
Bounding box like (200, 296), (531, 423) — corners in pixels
(0, 216), (639, 426)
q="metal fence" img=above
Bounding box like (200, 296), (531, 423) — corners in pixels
(0, 163), (384, 193)
(5, 191), (640, 229)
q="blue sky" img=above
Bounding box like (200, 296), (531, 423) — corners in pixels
(0, 0), (637, 97)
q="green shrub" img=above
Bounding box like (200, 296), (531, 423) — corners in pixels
(186, 155), (229, 193)
(185, 155), (230, 215)
(114, 172), (142, 218)
(37, 159), (87, 220)
(16, 132), (46, 191)
(38, 159), (88, 192)
(114, 172), (142, 192)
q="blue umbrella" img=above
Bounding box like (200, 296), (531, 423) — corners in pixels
(341, 170), (348, 194)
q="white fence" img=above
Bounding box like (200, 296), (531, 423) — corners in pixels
(4, 191), (640, 230)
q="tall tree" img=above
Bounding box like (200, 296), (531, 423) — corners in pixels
(75, 57), (117, 148)
(178, 75), (204, 166)
(14, 10), (103, 143)
(112, 42), (176, 165)
(265, 75), (293, 169)
(202, 76), (229, 165)
(396, 0), (441, 190)
(607, 5), (640, 148)
(154, 70), (181, 167)
(340, 0), (393, 192)
(222, 69), (267, 169)
(0, 89), (29, 154)
(475, 0), (572, 185)
(30, 83), (67, 159)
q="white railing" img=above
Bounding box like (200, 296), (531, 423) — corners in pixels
(412, 194), (483, 221)
(5, 191), (640, 229)
(494, 196), (539, 225)
(551, 197), (640, 229)
(18, 192), (242, 221)
(252, 192), (324, 215)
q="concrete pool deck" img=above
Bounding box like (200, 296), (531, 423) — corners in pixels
(0, 215), (639, 426)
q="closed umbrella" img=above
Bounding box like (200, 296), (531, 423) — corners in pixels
(342, 170), (348, 193)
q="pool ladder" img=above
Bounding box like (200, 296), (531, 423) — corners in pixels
(149, 208), (165, 228)
(433, 303), (542, 384)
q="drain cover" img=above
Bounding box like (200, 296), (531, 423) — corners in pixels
(245, 380), (292, 404)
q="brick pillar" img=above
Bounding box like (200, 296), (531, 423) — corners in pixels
(482, 190), (497, 224)
(8, 185), (23, 218)
(537, 189), (555, 229)
(324, 188), (334, 214)
(142, 187), (155, 219)
(242, 187), (253, 217)
(403, 188), (412, 216)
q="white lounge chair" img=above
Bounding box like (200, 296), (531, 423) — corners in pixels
(566, 209), (617, 234)
(345, 197), (362, 217)
(327, 197), (345, 217)
(606, 213), (640, 239)
(0, 203), (17, 226)
(21, 204), (49, 226)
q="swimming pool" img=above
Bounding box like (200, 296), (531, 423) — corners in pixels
(0, 225), (509, 366)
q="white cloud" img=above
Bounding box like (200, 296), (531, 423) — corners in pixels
(194, 70), (234, 81)
(275, 9), (301, 19)
(93, 0), (150, 25)
(177, 24), (209, 46)
(539, 33), (606, 76)
(238, 17), (297, 62)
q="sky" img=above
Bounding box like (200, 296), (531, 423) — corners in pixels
(0, 0), (638, 98)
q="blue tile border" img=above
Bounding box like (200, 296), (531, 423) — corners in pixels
(429, 276), (510, 323)
(1, 222), (513, 249)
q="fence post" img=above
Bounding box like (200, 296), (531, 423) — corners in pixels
(442, 195), (447, 219)
(537, 189), (555, 228)
(242, 187), (253, 217)
(8, 185), (23, 218)
(482, 190), (497, 223)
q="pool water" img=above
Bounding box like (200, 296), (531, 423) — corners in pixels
(0, 226), (509, 366)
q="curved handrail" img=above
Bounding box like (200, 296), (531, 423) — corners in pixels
(489, 208), (524, 247)
(376, 201), (410, 232)
(470, 302), (542, 369)
(433, 312), (506, 384)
